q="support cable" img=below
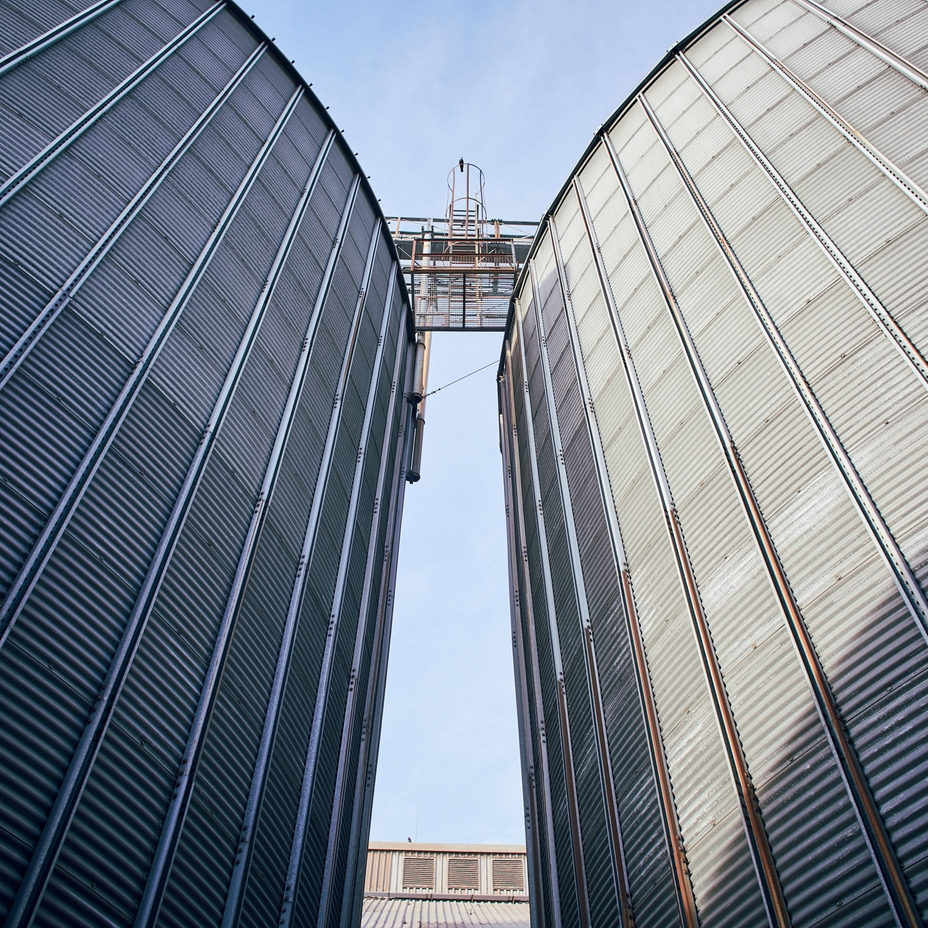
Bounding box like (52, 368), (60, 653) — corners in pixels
(423, 359), (497, 397)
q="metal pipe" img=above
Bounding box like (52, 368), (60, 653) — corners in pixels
(407, 404), (426, 483)
(407, 332), (431, 482)
(410, 331), (428, 403)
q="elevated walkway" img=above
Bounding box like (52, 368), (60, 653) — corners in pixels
(385, 163), (537, 332)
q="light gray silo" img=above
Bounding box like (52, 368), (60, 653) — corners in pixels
(499, 1), (928, 926)
(0, 2), (413, 925)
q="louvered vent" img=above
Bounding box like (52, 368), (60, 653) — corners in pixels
(447, 856), (479, 890)
(403, 855), (435, 889)
(492, 857), (524, 892)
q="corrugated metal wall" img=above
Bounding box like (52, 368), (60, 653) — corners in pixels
(362, 843), (529, 900)
(0, 1), (414, 926)
(500, 1), (928, 926)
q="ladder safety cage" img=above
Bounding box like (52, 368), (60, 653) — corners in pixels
(385, 162), (537, 331)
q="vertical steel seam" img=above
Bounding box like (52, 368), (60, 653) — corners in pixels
(341, 427), (412, 928)
(571, 174), (708, 928)
(313, 268), (401, 928)
(641, 89), (925, 928)
(1, 117), (333, 928)
(499, 393), (546, 928)
(502, 339), (564, 928)
(791, 0), (928, 92)
(677, 50), (928, 392)
(341, 341), (416, 928)
(677, 50), (928, 634)
(0, 0), (123, 79)
(116, 118), (296, 928)
(322, 279), (405, 928)
(537, 215), (633, 928)
(721, 14), (928, 214)
(0, 42), (268, 393)
(0, 86), (303, 650)
(220, 204), (374, 920)
(215, 186), (377, 928)
(133, 170), (362, 928)
(0, 0), (226, 209)
(578, 136), (781, 928)
(552, 188), (698, 928)
(264, 208), (378, 928)
(518, 270), (592, 928)
(501, 376), (551, 928)
(296, 258), (393, 927)
(602, 128), (790, 928)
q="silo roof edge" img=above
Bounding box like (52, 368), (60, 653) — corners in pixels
(497, 0), (750, 379)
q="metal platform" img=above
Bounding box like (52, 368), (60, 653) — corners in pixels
(409, 235), (517, 330)
(385, 163), (537, 331)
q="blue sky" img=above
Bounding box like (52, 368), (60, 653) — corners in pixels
(246, 0), (722, 845)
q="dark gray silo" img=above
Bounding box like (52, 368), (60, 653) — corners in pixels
(0, 2), (413, 925)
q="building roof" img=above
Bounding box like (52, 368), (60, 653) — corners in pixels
(369, 842), (526, 854)
(360, 897), (531, 928)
